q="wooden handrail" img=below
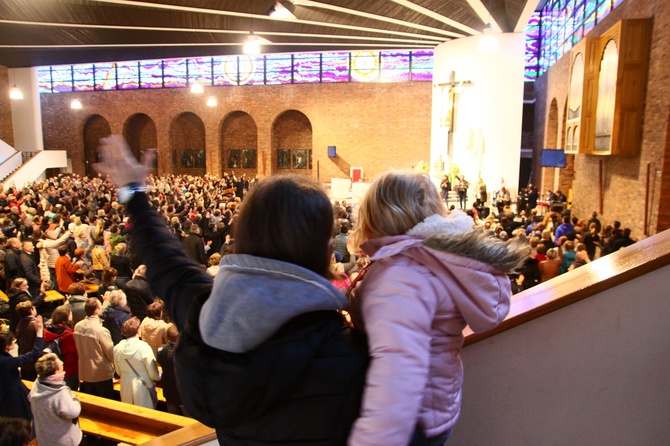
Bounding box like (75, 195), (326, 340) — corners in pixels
(464, 229), (670, 346)
(23, 380), (212, 445)
(140, 422), (218, 446)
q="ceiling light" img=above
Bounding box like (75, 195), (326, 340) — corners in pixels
(190, 79), (204, 94)
(71, 99), (82, 109)
(243, 32), (262, 55)
(207, 96), (217, 107)
(478, 24), (499, 53)
(9, 85), (23, 100)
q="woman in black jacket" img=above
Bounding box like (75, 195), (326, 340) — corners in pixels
(0, 316), (44, 421)
(7, 278), (44, 332)
(95, 135), (368, 446)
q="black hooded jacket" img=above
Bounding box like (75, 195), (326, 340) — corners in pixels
(126, 192), (369, 445)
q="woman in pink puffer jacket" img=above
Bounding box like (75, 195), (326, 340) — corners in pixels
(347, 171), (527, 446)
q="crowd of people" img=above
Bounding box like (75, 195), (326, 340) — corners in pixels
(0, 135), (639, 445)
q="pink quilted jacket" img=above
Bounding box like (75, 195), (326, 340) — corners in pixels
(348, 214), (525, 445)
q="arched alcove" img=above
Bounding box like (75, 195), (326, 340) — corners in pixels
(220, 111), (258, 176)
(271, 110), (313, 175)
(83, 115), (111, 177)
(123, 113), (157, 169)
(169, 112), (206, 175)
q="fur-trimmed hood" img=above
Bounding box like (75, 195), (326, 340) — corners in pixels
(366, 211), (528, 273)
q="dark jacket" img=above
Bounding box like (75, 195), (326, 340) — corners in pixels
(110, 254), (133, 280)
(16, 315), (38, 375)
(0, 337), (44, 420)
(20, 252), (42, 293)
(183, 233), (208, 266)
(156, 341), (181, 405)
(123, 276), (154, 321)
(4, 246), (24, 285)
(7, 288), (44, 332)
(126, 192), (369, 446)
(101, 304), (132, 345)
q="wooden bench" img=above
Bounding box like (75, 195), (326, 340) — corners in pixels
(24, 380), (213, 445)
(113, 380), (166, 403)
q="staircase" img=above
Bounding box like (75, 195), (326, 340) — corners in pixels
(0, 139), (67, 191)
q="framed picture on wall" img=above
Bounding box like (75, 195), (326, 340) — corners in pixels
(138, 149), (159, 168)
(228, 149), (241, 169)
(308, 149), (312, 170)
(194, 149), (206, 168)
(277, 149), (291, 169)
(181, 149), (193, 168)
(292, 149), (307, 169)
(242, 149), (257, 168)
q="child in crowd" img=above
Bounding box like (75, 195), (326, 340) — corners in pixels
(347, 171), (527, 445)
(28, 353), (82, 446)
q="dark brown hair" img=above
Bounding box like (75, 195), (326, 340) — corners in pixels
(146, 301), (163, 319)
(51, 305), (72, 326)
(121, 317), (141, 338)
(233, 175), (333, 276)
(84, 297), (100, 316)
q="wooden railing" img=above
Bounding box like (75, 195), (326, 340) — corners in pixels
(23, 381), (216, 445)
(464, 228), (670, 345)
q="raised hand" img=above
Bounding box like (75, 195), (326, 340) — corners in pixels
(93, 135), (155, 188)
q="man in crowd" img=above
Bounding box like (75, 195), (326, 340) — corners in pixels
(74, 298), (116, 400)
(124, 265), (155, 321)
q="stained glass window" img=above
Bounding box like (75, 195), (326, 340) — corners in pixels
(213, 56), (239, 86)
(583, 11), (596, 35)
(351, 51), (380, 83)
(294, 53), (321, 84)
(188, 58), (213, 86)
(321, 52), (349, 83)
(72, 64), (94, 92)
(94, 63), (117, 90)
(241, 55), (265, 85)
(379, 51), (410, 82)
(37, 67), (52, 93)
(51, 65), (74, 93)
(139, 60), (163, 89)
(116, 61), (140, 90)
(524, 13), (541, 81)
(37, 49), (434, 93)
(410, 50), (433, 81)
(266, 54), (292, 85)
(597, 0), (612, 22)
(163, 58), (187, 88)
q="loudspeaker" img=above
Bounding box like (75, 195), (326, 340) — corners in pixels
(327, 146), (336, 157)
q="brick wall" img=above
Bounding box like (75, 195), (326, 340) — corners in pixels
(0, 66), (14, 146)
(533, 0), (670, 237)
(82, 115), (111, 177)
(221, 111), (258, 178)
(41, 81), (432, 184)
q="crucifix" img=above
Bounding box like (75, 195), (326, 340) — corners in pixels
(436, 70), (474, 162)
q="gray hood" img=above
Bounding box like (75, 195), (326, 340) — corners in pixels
(199, 254), (348, 354)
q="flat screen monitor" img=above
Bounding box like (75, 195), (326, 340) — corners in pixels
(540, 149), (566, 168)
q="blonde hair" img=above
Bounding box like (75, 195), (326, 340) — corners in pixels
(349, 171), (446, 250)
(209, 253), (222, 266)
(35, 353), (62, 377)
